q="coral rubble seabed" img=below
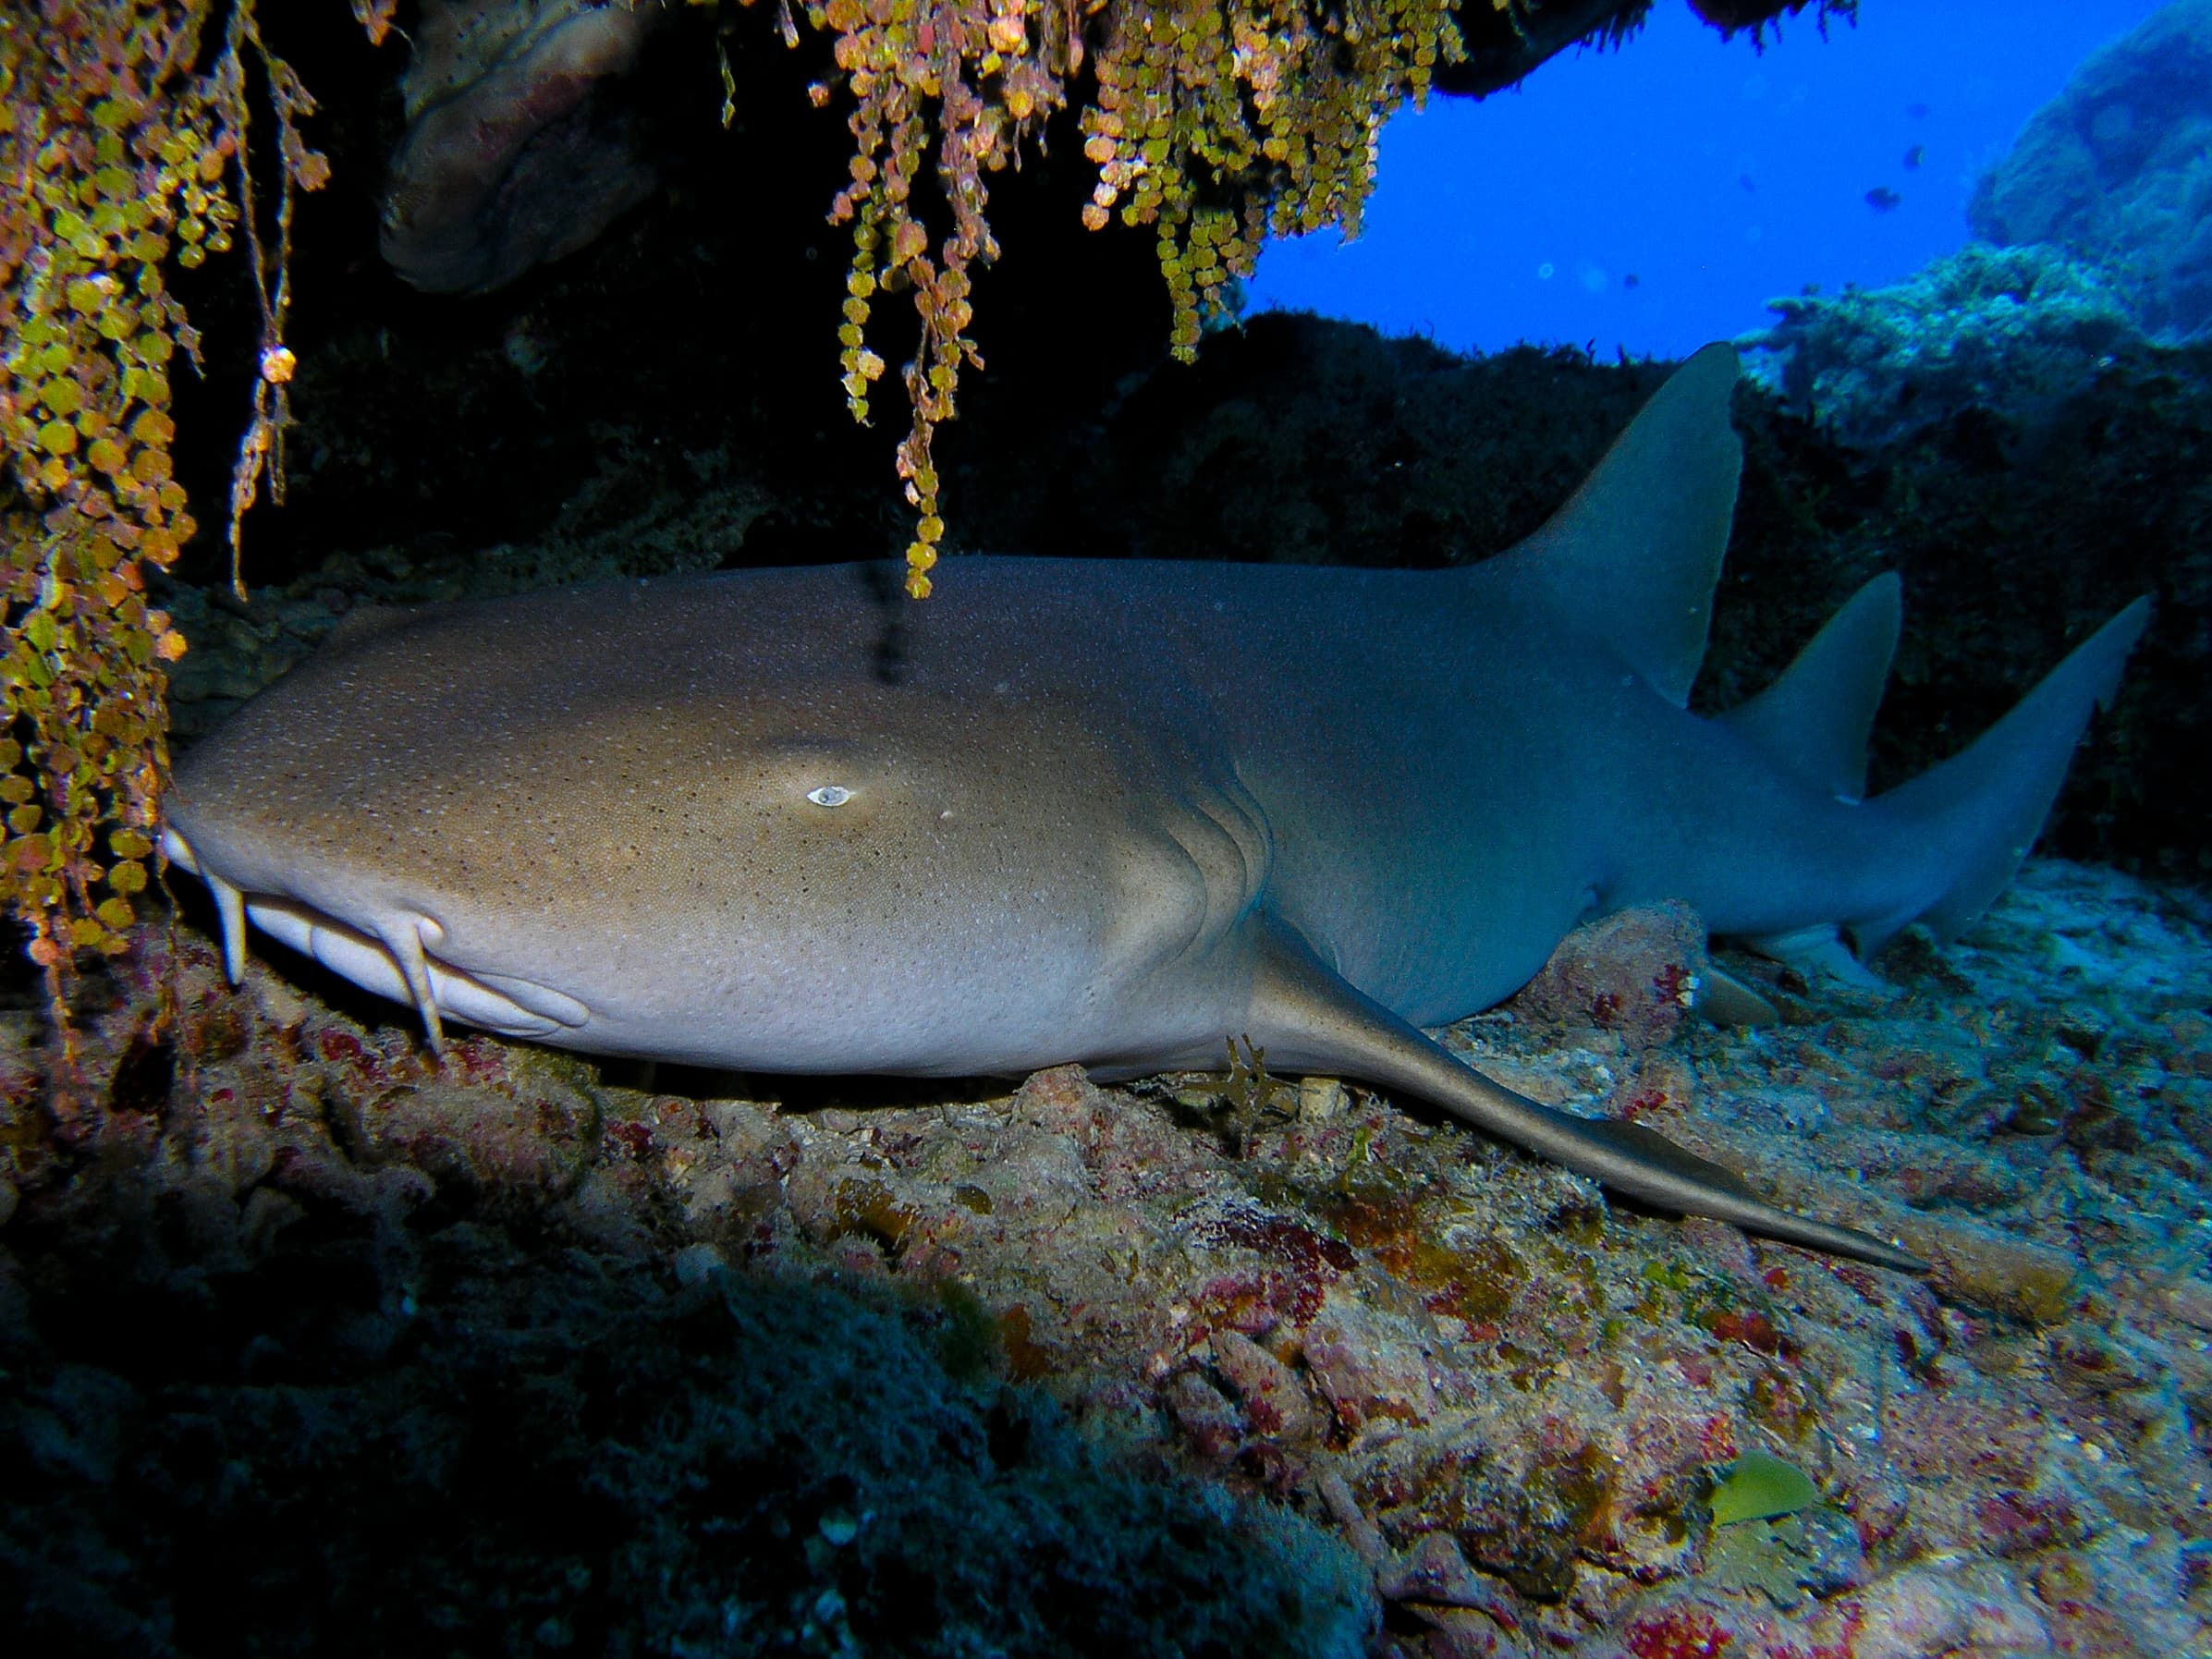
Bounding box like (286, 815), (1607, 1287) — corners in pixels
(4, 856), (2209, 1655)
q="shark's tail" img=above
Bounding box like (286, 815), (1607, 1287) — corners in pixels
(1847, 597), (2150, 958)
(1493, 342), (2149, 974)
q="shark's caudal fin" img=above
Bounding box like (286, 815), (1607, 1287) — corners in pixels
(1720, 573), (1901, 804)
(1486, 342), (1742, 707)
(1851, 598), (2150, 957)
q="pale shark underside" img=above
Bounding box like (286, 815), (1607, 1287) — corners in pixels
(163, 346), (2148, 1273)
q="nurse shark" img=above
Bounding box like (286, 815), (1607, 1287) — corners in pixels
(161, 346), (2148, 1272)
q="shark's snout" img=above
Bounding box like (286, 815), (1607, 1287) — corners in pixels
(161, 823), (590, 1050)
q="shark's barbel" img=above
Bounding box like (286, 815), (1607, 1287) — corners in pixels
(162, 346), (2148, 1273)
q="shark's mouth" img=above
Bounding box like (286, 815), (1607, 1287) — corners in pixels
(161, 827), (591, 1050)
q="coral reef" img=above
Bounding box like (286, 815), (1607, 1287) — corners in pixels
(1507, 901), (1706, 1055)
(9, 9), (2208, 1651)
(1741, 243), (2143, 452)
(0, 0), (319, 1041)
(5, 853), (2210, 1653)
(1968, 0), (2212, 343)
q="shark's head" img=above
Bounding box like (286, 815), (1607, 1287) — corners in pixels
(162, 572), (1217, 1073)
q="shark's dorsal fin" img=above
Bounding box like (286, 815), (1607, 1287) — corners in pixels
(1720, 573), (1902, 803)
(1488, 342), (1743, 707)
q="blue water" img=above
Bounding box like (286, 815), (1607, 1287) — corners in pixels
(1244, 1), (2171, 360)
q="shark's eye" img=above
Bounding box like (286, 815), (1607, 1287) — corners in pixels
(806, 785), (853, 808)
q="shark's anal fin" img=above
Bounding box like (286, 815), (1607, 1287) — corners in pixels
(1242, 917), (1926, 1274)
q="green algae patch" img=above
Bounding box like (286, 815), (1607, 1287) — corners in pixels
(1709, 1451), (1819, 1525)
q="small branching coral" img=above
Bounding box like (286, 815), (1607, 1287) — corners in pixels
(726, 0), (1465, 595)
(0, 0), (320, 1050)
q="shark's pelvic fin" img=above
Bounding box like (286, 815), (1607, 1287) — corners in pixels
(1488, 341), (1743, 707)
(1856, 596), (2151, 957)
(1738, 923), (1886, 986)
(1693, 963), (1782, 1028)
(1721, 572), (1902, 804)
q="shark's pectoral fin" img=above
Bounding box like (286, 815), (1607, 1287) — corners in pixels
(1570, 1116), (1758, 1204)
(1240, 916), (1925, 1273)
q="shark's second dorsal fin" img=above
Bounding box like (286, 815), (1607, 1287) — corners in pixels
(1719, 573), (1902, 804)
(1487, 342), (1743, 708)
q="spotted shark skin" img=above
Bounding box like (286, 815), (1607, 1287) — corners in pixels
(163, 346), (2149, 1271)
